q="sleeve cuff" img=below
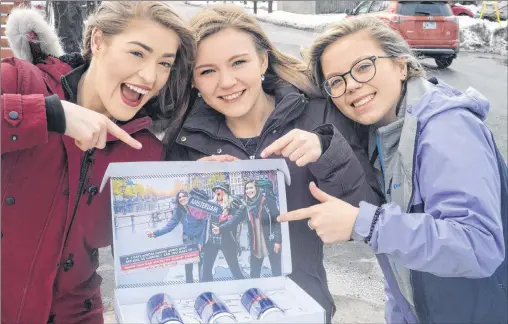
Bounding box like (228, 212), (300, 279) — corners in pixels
(312, 124), (334, 153)
(45, 94), (66, 134)
(351, 201), (378, 241)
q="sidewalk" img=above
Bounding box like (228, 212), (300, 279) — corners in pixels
(183, 1), (507, 55)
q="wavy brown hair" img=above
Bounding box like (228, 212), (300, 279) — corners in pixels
(82, 1), (196, 147)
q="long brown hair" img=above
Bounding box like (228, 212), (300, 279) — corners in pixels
(82, 1), (196, 147)
(189, 4), (321, 98)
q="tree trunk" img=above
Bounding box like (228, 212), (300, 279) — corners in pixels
(51, 1), (85, 53)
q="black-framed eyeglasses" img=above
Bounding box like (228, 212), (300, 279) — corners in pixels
(322, 55), (394, 98)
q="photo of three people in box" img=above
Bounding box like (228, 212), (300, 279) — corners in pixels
(147, 178), (282, 284)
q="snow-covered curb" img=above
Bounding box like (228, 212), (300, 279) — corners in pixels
(459, 17), (507, 55)
(183, 1), (507, 55)
(183, 1), (343, 32)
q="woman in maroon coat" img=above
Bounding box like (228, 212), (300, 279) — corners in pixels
(1, 2), (195, 323)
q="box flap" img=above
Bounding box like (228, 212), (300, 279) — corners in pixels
(106, 159), (293, 289)
(100, 159), (291, 193)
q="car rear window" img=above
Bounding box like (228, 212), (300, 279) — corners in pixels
(398, 1), (453, 16)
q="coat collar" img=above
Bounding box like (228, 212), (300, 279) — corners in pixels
(182, 80), (307, 140)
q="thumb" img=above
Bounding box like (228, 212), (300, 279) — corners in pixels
(309, 182), (333, 203)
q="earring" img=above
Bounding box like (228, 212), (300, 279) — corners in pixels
(197, 92), (202, 98)
(261, 74), (265, 81)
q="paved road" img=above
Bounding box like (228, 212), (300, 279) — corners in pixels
(99, 2), (508, 323)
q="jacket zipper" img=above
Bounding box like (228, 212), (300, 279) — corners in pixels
(404, 121), (422, 322)
(62, 148), (96, 272)
(406, 121), (421, 213)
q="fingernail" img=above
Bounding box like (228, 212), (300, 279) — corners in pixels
(261, 151), (266, 158)
(136, 143), (142, 149)
(276, 216), (281, 222)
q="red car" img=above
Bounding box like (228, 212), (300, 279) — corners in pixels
(346, 1), (460, 69)
(451, 3), (474, 17)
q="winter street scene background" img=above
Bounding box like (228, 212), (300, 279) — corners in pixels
(1, 1), (505, 323)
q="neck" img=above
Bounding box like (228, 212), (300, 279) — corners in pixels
(376, 107), (397, 128)
(77, 63), (110, 117)
(226, 91), (275, 138)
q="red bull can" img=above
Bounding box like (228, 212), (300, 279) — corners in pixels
(146, 293), (183, 324)
(194, 292), (237, 323)
(241, 288), (284, 320)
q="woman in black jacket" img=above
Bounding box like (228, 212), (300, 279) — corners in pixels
(166, 4), (382, 323)
(244, 179), (282, 278)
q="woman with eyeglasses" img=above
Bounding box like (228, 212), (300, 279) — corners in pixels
(279, 16), (507, 324)
(147, 190), (205, 283)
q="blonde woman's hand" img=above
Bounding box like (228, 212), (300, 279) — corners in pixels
(277, 182), (359, 244)
(261, 129), (322, 167)
(198, 154), (240, 162)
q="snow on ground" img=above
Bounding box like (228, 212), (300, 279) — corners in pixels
(184, 1), (506, 55)
(459, 16), (507, 55)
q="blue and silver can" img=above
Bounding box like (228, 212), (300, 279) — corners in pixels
(195, 292), (237, 323)
(241, 288), (284, 320)
(146, 293), (183, 324)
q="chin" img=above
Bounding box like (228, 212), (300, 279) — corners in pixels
(106, 108), (138, 122)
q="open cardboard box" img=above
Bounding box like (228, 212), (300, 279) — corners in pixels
(101, 160), (325, 323)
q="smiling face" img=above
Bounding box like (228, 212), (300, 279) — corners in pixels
(320, 30), (406, 126)
(90, 19), (180, 121)
(245, 182), (257, 199)
(193, 28), (268, 120)
(177, 192), (189, 206)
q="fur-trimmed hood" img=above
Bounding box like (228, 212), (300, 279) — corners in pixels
(5, 6), (64, 63)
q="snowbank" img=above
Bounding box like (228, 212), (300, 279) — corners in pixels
(184, 1), (507, 54)
(459, 16), (507, 55)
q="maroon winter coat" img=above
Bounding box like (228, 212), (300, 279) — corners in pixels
(1, 56), (163, 323)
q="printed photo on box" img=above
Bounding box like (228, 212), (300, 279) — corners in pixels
(112, 170), (283, 286)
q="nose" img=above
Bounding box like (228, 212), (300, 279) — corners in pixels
(345, 73), (362, 93)
(137, 62), (157, 86)
(218, 70), (237, 89)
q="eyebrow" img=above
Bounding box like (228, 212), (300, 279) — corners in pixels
(324, 54), (373, 79)
(128, 41), (176, 58)
(194, 53), (249, 70)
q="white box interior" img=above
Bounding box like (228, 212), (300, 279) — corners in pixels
(101, 160), (325, 323)
(114, 277), (325, 323)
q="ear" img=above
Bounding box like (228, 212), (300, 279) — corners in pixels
(394, 56), (408, 81)
(260, 50), (269, 75)
(91, 27), (104, 55)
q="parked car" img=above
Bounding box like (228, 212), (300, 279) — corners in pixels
(451, 3), (474, 17)
(346, 1), (459, 69)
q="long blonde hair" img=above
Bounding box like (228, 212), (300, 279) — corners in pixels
(82, 1), (196, 147)
(189, 4), (321, 98)
(307, 16), (426, 90)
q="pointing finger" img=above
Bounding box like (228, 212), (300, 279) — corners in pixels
(277, 206), (315, 222)
(261, 132), (294, 158)
(106, 119), (142, 149)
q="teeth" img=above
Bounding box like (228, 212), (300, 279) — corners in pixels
(353, 94), (374, 107)
(125, 83), (149, 95)
(222, 91), (243, 101)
